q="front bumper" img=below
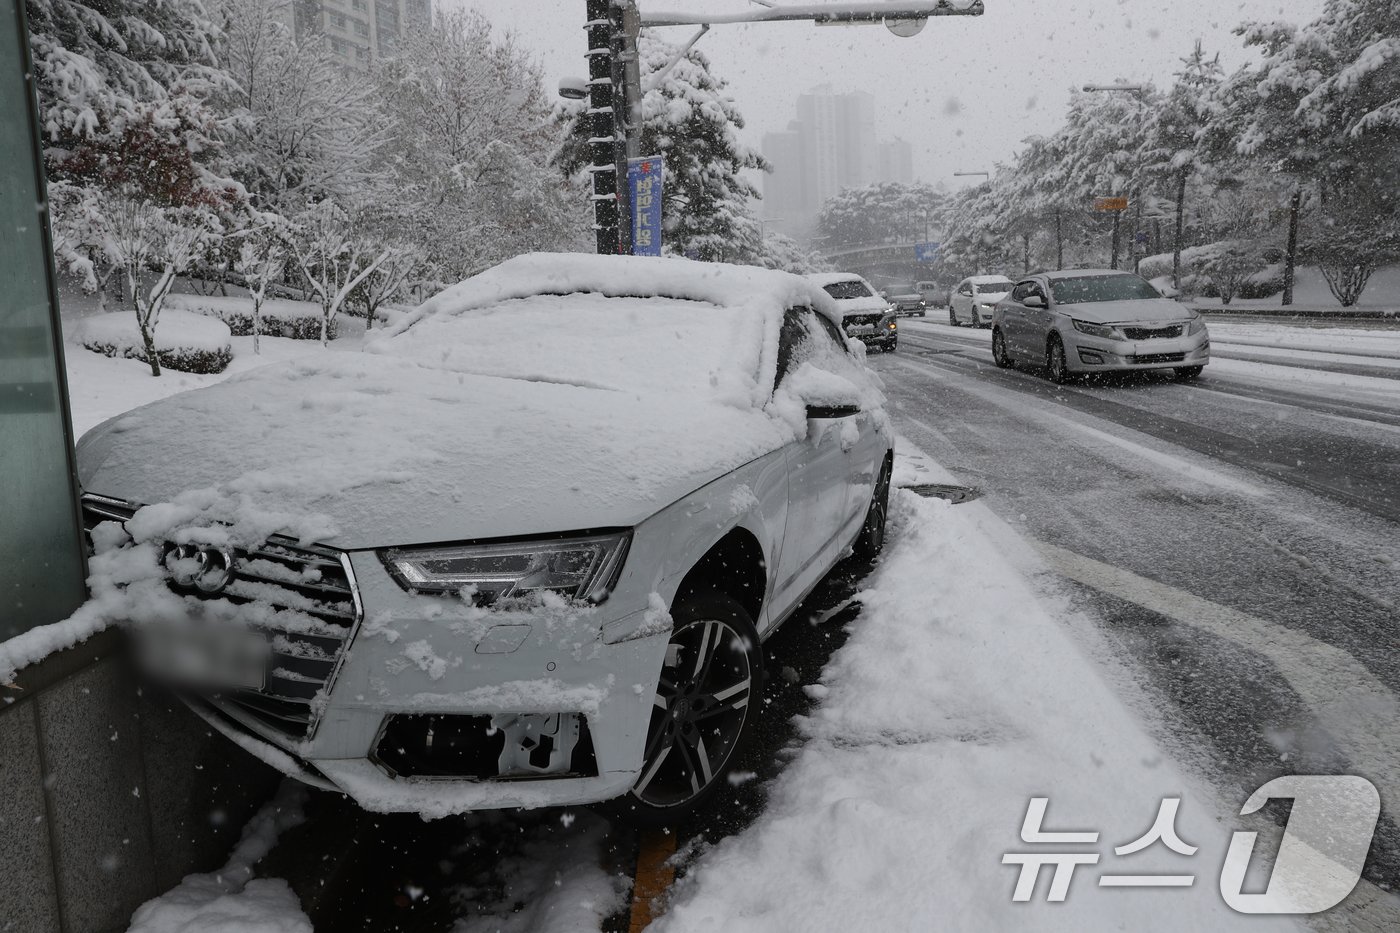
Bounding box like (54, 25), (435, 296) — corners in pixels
(1064, 331), (1210, 373)
(200, 550), (669, 815)
(849, 329), (898, 348)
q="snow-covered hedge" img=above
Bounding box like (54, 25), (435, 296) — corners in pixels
(167, 293), (332, 341)
(1139, 245), (1282, 301)
(80, 310), (233, 374)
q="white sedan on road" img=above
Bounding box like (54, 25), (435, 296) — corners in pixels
(948, 275), (1015, 328)
(991, 269), (1210, 383)
(76, 254), (893, 824)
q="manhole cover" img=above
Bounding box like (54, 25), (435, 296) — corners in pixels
(903, 483), (982, 504)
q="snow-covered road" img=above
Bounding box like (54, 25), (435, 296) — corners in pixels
(869, 320), (1400, 930)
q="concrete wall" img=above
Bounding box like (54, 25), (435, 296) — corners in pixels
(0, 635), (280, 933)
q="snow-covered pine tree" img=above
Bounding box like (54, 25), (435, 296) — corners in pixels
(1220, 0), (1400, 305)
(558, 29), (768, 262)
(1146, 42), (1224, 289)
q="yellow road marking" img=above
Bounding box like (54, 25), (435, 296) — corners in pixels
(628, 828), (678, 933)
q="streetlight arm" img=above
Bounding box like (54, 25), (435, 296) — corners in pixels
(640, 0), (984, 27)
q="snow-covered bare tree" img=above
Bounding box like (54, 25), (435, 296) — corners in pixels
(374, 11), (586, 286)
(286, 200), (389, 347)
(232, 228), (284, 354)
(105, 193), (221, 376)
(217, 0), (387, 212)
(818, 182), (946, 253)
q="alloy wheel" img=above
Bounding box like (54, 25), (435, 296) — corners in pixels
(633, 616), (755, 810)
(1047, 337), (1069, 384)
(992, 328), (1012, 368)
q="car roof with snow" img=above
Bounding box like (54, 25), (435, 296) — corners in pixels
(1039, 269), (1129, 280)
(806, 272), (871, 288)
(966, 275), (1015, 285)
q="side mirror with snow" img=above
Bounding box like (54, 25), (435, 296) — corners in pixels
(807, 404), (861, 420)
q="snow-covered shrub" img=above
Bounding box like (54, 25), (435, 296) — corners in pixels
(166, 294), (331, 341)
(80, 310), (232, 374)
(1237, 263), (1285, 300)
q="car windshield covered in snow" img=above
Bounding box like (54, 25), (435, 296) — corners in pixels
(1050, 274), (1162, 304)
(822, 280), (876, 300)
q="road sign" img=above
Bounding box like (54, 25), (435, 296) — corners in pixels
(915, 242), (941, 262)
(627, 155), (665, 256)
(1093, 197), (1129, 212)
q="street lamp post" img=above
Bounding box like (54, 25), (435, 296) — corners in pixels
(573, 1), (987, 256)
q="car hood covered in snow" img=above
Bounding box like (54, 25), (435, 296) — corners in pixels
(75, 253), (877, 551)
(1057, 298), (1191, 325)
(77, 353), (796, 550)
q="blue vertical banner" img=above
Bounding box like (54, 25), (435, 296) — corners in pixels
(628, 155), (665, 257)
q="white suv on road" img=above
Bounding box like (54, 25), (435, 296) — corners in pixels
(77, 254), (894, 823)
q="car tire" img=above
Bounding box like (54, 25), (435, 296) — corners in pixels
(992, 327), (1012, 368)
(610, 591), (763, 828)
(1175, 366), (1204, 380)
(1046, 335), (1071, 385)
(853, 456), (892, 561)
(948, 306), (959, 327)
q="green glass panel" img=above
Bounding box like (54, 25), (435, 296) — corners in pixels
(0, 0), (88, 641)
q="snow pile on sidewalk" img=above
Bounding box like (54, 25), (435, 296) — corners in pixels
(79, 310), (233, 374)
(127, 782), (311, 933)
(654, 488), (1298, 932)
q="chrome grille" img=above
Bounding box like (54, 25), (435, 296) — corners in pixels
(1122, 324), (1184, 340)
(81, 494), (361, 737)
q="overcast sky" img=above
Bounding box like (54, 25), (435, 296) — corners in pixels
(446, 1), (1324, 193)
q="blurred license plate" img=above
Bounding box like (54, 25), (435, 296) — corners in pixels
(135, 623), (270, 690)
(851, 326), (878, 336)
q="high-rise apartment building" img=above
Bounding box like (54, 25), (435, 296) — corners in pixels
(281, 0), (432, 69)
(762, 86), (915, 243)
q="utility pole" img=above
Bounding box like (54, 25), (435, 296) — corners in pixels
(584, 1), (621, 255)
(574, 1), (986, 256)
(1282, 187), (1301, 306)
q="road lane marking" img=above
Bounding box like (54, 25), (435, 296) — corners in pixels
(1034, 541), (1400, 929)
(1034, 541), (1400, 821)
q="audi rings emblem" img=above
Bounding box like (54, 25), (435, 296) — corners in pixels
(163, 543), (237, 594)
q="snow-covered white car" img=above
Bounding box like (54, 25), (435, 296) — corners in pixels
(76, 254), (893, 824)
(948, 275), (1015, 328)
(808, 272), (899, 352)
(991, 269), (1210, 383)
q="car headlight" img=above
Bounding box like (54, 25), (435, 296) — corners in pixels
(1072, 319), (1121, 340)
(880, 313), (898, 328)
(979, 303), (996, 312)
(381, 531), (631, 604)
(1187, 316), (1207, 336)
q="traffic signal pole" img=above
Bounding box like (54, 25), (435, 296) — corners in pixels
(582, 0), (986, 256)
